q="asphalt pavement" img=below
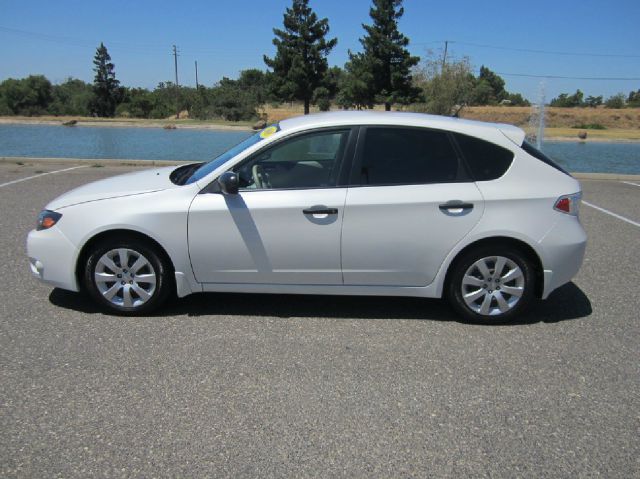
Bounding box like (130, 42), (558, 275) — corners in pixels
(1, 160), (638, 478)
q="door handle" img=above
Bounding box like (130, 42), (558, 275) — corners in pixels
(303, 208), (338, 215)
(439, 201), (474, 214)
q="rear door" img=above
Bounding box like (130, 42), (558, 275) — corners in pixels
(341, 126), (485, 286)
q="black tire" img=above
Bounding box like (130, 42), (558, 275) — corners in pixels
(446, 245), (535, 324)
(84, 237), (172, 315)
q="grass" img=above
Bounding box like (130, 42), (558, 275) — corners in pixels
(542, 127), (640, 140)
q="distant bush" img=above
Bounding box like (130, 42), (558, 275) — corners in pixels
(550, 90), (584, 107)
(605, 93), (626, 109)
(504, 93), (531, 107)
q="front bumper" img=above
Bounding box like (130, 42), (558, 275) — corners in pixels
(26, 227), (80, 292)
(539, 216), (587, 299)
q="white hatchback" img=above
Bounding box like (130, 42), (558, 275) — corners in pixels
(27, 111), (586, 323)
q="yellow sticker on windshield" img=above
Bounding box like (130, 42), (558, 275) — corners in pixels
(260, 125), (278, 139)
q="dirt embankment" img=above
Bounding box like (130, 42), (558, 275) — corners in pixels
(460, 106), (640, 130)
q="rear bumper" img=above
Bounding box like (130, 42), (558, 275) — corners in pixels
(539, 216), (587, 299)
(26, 227), (80, 292)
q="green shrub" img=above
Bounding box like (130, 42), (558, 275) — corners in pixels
(572, 123), (607, 130)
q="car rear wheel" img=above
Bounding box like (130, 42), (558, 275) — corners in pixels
(446, 246), (535, 324)
(84, 238), (171, 315)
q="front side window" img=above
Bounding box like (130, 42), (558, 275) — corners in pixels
(358, 127), (461, 186)
(234, 130), (349, 190)
(185, 124), (280, 184)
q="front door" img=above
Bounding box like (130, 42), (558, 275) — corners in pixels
(188, 128), (353, 285)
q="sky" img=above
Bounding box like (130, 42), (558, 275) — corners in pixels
(1, 0), (639, 102)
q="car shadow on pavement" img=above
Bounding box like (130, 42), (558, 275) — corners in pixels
(49, 282), (591, 325)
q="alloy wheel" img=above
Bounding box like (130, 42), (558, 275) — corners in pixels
(461, 255), (525, 316)
(94, 248), (157, 308)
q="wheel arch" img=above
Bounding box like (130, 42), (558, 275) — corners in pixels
(75, 228), (176, 294)
(443, 236), (544, 299)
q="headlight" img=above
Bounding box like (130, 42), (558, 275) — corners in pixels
(37, 210), (62, 230)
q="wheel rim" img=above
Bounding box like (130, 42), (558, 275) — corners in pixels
(461, 256), (525, 316)
(94, 248), (157, 308)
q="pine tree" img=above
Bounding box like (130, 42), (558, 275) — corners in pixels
(343, 0), (421, 111)
(264, 0), (337, 114)
(90, 43), (120, 117)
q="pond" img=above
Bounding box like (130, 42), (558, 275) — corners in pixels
(0, 124), (638, 174)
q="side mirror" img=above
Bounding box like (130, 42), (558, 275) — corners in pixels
(218, 171), (239, 195)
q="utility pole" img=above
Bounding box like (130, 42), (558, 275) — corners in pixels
(442, 40), (448, 72)
(172, 44), (180, 119)
(195, 60), (199, 90)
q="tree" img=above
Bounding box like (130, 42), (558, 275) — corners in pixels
(585, 95), (603, 108)
(342, 0), (421, 110)
(49, 78), (92, 116)
(504, 93), (530, 107)
(117, 87), (155, 118)
(413, 55), (475, 115)
(0, 75), (52, 115)
(604, 93), (626, 109)
(90, 43), (121, 117)
(550, 90), (584, 107)
(264, 0), (337, 114)
(475, 66), (506, 104)
(337, 58), (375, 109)
(626, 90), (640, 107)
(209, 77), (261, 121)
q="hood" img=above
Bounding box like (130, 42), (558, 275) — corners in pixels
(47, 166), (180, 210)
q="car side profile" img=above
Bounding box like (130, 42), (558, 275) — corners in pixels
(27, 111), (586, 323)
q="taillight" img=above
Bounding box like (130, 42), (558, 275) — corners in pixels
(554, 192), (581, 216)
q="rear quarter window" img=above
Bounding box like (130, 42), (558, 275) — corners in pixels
(521, 141), (571, 176)
(454, 133), (515, 181)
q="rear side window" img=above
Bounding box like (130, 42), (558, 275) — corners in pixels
(521, 141), (571, 176)
(454, 133), (514, 181)
(359, 127), (461, 185)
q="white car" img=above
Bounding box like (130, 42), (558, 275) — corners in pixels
(27, 111), (586, 323)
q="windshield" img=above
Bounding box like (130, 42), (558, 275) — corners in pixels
(185, 125), (279, 184)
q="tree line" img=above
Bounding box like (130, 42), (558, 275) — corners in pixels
(549, 89), (640, 108)
(1, 0), (637, 121)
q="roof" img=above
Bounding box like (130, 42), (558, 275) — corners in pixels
(278, 111), (525, 147)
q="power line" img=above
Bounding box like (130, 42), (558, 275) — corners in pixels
(0, 25), (167, 53)
(495, 72), (640, 81)
(0, 25), (257, 56)
(4, 24), (639, 60)
(455, 40), (640, 59)
(413, 38), (640, 59)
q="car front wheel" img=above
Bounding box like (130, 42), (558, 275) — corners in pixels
(446, 246), (535, 324)
(84, 238), (171, 315)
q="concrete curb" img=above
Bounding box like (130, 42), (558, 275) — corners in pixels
(0, 157), (184, 167)
(571, 172), (640, 180)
